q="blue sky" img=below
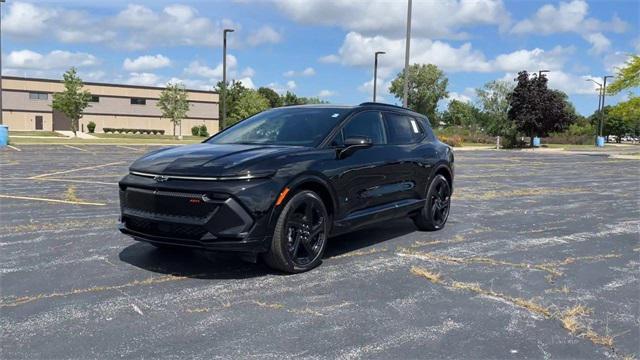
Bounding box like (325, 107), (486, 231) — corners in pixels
(1, 0), (638, 115)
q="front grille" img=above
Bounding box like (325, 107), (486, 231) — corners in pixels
(125, 217), (208, 240)
(121, 187), (220, 219)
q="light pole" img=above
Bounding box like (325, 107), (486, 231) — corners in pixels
(600, 75), (613, 137)
(0, 0), (5, 125)
(373, 51), (385, 102)
(221, 28), (234, 131)
(402, 0), (412, 108)
(587, 78), (603, 145)
(538, 69), (550, 78)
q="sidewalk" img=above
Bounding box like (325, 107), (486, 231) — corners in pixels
(55, 131), (98, 139)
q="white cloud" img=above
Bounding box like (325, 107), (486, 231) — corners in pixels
(500, 71), (602, 95)
(491, 46), (573, 73)
(112, 4), (239, 50)
(1, 2), (56, 37)
(283, 67), (316, 77)
(583, 33), (611, 54)
(237, 77), (255, 89)
(447, 91), (473, 104)
(328, 32), (492, 75)
(123, 54), (171, 72)
(319, 54), (340, 63)
(184, 55), (237, 79)
(4, 49), (99, 70)
(603, 52), (632, 73)
(126, 72), (161, 86)
(247, 25), (282, 46)
(0, 2), (115, 43)
(276, 0), (510, 39)
(241, 67), (256, 77)
(286, 80), (297, 90)
(510, 0), (627, 53)
(318, 90), (335, 98)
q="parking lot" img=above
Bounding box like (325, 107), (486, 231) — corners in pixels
(1, 144), (638, 359)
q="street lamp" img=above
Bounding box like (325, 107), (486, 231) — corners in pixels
(221, 28), (234, 131)
(538, 69), (550, 78)
(373, 51), (385, 102)
(402, 0), (412, 108)
(0, 0), (5, 125)
(599, 75), (614, 137)
(587, 78), (603, 145)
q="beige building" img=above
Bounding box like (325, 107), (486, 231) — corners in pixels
(1, 76), (219, 136)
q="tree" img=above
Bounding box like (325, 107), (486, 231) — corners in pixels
(389, 64), (449, 126)
(508, 71), (574, 146)
(51, 68), (92, 136)
(607, 55), (639, 95)
(475, 80), (514, 136)
(229, 90), (270, 126)
(441, 100), (479, 128)
(298, 96), (329, 105)
(608, 96), (640, 137)
(157, 83), (190, 137)
(282, 91), (301, 106)
(257, 87), (283, 108)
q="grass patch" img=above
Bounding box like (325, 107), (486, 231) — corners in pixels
(11, 137), (201, 145)
(9, 131), (65, 137)
(410, 266), (442, 284)
(93, 133), (203, 140)
(64, 185), (80, 202)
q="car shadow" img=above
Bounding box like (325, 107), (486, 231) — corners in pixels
(324, 218), (417, 258)
(118, 218), (417, 279)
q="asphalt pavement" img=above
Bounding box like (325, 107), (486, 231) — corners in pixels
(1, 145), (638, 359)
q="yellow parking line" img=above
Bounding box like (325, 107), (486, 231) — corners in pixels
(29, 161), (125, 179)
(0, 194), (106, 206)
(63, 144), (90, 152)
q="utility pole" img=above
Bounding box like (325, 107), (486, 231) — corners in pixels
(0, 0), (5, 125)
(587, 78), (603, 145)
(600, 75), (613, 137)
(221, 28), (234, 131)
(402, 0), (412, 108)
(373, 51), (385, 102)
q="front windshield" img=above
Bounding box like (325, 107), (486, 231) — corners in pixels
(207, 107), (349, 147)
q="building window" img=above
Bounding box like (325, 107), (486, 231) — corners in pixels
(90, 95), (100, 102)
(29, 92), (48, 100)
(130, 98), (146, 105)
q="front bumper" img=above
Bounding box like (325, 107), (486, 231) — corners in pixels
(118, 175), (279, 252)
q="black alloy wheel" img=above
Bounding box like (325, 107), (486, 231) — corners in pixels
(263, 190), (329, 273)
(413, 174), (451, 231)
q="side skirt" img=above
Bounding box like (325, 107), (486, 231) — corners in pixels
(331, 198), (425, 236)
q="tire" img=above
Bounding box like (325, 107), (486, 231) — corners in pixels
(262, 190), (329, 273)
(413, 174), (451, 231)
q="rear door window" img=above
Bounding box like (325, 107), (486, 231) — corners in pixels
(383, 112), (424, 144)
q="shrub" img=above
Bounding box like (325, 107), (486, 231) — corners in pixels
(87, 121), (96, 133)
(435, 126), (495, 144)
(199, 124), (209, 137)
(439, 135), (464, 147)
(191, 126), (200, 136)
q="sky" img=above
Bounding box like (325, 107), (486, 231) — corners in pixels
(1, 0), (638, 116)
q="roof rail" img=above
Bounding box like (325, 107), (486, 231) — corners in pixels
(358, 102), (410, 111)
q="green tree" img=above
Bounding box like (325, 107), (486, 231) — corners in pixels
(389, 64), (449, 126)
(229, 89), (270, 126)
(257, 87), (283, 108)
(508, 71), (574, 146)
(609, 96), (640, 136)
(441, 100), (479, 128)
(607, 55), (639, 95)
(51, 68), (92, 136)
(157, 83), (190, 137)
(475, 79), (516, 142)
(282, 91), (300, 106)
(298, 96), (329, 105)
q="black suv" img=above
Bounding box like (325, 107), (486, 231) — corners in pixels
(118, 103), (454, 272)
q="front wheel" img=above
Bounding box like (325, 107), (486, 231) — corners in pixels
(413, 174), (451, 231)
(262, 190), (329, 273)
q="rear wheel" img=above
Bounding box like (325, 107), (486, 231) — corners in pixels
(263, 190), (329, 273)
(413, 174), (451, 231)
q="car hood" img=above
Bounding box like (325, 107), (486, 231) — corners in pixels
(129, 143), (300, 177)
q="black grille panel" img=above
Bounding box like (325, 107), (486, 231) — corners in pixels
(125, 217), (208, 240)
(121, 187), (219, 219)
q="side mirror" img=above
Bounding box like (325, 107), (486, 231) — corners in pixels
(338, 136), (372, 159)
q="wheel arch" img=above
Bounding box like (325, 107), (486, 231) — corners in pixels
(431, 163), (454, 193)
